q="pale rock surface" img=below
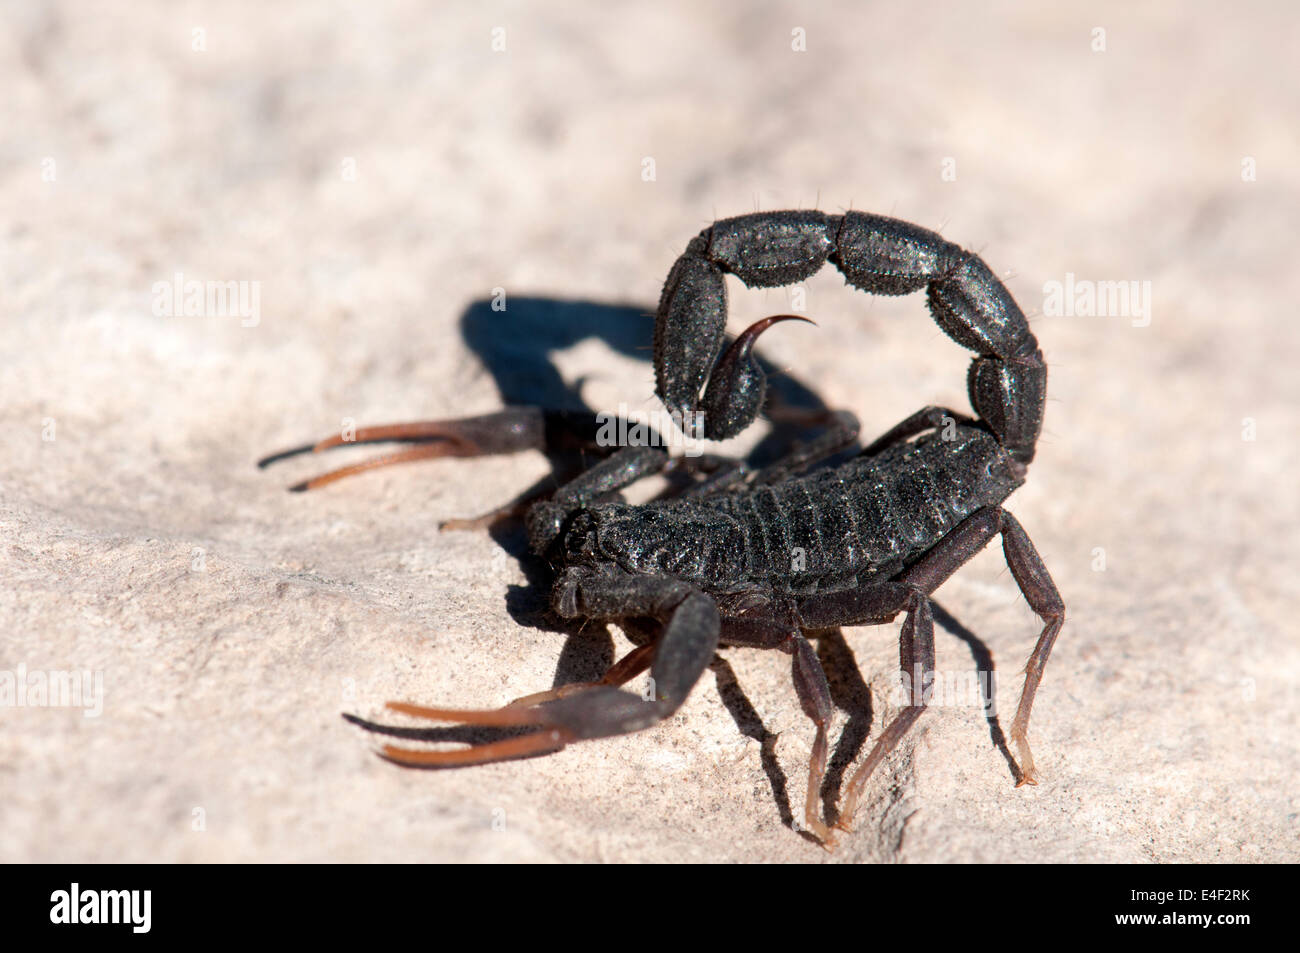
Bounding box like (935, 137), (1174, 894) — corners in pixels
(3, 1), (1296, 862)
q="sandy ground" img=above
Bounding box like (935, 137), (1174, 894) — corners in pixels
(3, 1), (1297, 863)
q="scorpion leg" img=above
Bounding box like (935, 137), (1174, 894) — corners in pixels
(999, 513), (1066, 784)
(379, 570), (720, 767)
(794, 583), (933, 830)
(750, 409), (860, 485)
(523, 444), (670, 552)
(894, 507), (1064, 786)
(785, 631), (836, 845)
(658, 407), (859, 499)
(796, 506), (1063, 827)
(663, 454), (753, 498)
(656, 407), (861, 502)
(859, 405), (978, 458)
(835, 592), (935, 831)
(717, 615), (837, 844)
(454, 430), (671, 532)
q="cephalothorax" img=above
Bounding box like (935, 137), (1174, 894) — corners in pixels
(261, 210), (1064, 845)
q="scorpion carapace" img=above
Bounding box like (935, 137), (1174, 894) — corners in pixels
(260, 210), (1064, 846)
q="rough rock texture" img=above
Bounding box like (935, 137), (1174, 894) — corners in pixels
(3, 1), (1296, 863)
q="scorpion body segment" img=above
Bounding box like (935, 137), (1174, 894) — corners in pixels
(654, 210), (1047, 463)
(553, 423), (1021, 597)
(262, 209), (1064, 847)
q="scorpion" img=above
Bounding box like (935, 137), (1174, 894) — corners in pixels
(260, 210), (1064, 845)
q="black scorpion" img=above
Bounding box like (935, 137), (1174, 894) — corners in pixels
(261, 210), (1065, 844)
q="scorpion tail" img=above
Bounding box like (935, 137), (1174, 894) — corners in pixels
(698, 314), (815, 440)
(654, 210), (1048, 462)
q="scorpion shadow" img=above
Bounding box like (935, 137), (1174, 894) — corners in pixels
(455, 295), (836, 637)
(347, 295), (1020, 828)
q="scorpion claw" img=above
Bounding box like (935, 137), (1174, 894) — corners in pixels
(377, 701), (574, 767)
(380, 732), (571, 767)
(258, 408), (551, 491)
(377, 685), (665, 767)
(286, 442), (472, 491)
(384, 700), (547, 724)
(256, 443), (317, 468)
